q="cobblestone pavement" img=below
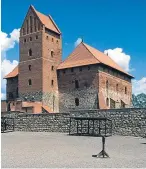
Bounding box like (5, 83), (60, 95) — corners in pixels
(1, 132), (146, 168)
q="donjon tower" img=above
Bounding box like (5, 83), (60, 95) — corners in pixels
(19, 5), (62, 112)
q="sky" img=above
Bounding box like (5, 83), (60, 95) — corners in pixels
(1, 0), (146, 99)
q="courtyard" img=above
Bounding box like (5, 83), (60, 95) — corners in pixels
(1, 132), (146, 168)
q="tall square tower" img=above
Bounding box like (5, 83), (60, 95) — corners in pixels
(19, 5), (62, 112)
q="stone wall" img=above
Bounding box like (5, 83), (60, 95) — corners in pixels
(2, 108), (146, 137)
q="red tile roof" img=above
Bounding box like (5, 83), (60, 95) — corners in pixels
(4, 66), (18, 79)
(57, 42), (133, 78)
(31, 5), (61, 34)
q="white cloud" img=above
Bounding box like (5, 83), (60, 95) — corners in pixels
(104, 48), (131, 72)
(1, 29), (20, 99)
(74, 38), (82, 47)
(1, 93), (6, 100)
(1, 28), (20, 52)
(132, 77), (146, 95)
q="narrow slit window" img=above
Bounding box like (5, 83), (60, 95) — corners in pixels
(51, 51), (54, 57)
(28, 79), (32, 85)
(51, 80), (54, 86)
(28, 65), (31, 71)
(75, 80), (79, 89)
(75, 98), (79, 106)
(28, 49), (32, 56)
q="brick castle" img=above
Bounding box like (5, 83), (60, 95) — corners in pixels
(4, 5), (134, 113)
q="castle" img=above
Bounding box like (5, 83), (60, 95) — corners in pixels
(4, 5), (134, 113)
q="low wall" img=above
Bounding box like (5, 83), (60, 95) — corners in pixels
(1, 108), (146, 137)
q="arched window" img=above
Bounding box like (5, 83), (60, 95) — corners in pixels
(106, 80), (109, 90)
(56, 40), (58, 44)
(106, 98), (109, 106)
(75, 98), (79, 106)
(36, 35), (38, 39)
(34, 17), (37, 32)
(125, 87), (127, 94)
(24, 38), (26, 43)
(16, 87), (19, 98)
(52, 38), (54, 42)
(116, 84), (118, 92)
(22, 28), (25, 35)
(28, 49), (32, 56)
(75, 80), (79, 89)
(46, 36), (49, 39)
(28, 79), (32, 85)
(51, 80), (54, 86)
(26, 19), (29, 34)
(51, 51), (54, 57)
(28, 65), (31, 71)
(51, 66), (54, 71)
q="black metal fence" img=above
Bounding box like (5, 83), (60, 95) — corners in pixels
(69, 117), (112, 137)
(1, 117), (15, 133)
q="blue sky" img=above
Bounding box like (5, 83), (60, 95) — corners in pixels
(1, 0), (146, 97)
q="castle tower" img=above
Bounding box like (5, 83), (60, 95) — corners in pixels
(19, 5), (62, 112)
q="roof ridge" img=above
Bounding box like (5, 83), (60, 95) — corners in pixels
(57, 42), (83, 69)
(48, 15), (61, 34)
(82, 42), (101, 63)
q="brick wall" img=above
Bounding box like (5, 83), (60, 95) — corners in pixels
(98, 66), (132, 108)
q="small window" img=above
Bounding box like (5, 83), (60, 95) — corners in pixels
(56, 40), (58, 44)
(51, 80), (54, 86)
(116, 84), (118, 92)
(28, 65), (31, 71)
(36, 35), (38, 39)
(75, 80), (79, 89)
(52, 38), (54, 42)
(106, 98), (109, 106)
(28, 79), (32, 85)
(29, 37), (32, 41)
(51, 66), (54, 71)
(28, 49), (32, 56)
(46, 36), (48, 39)
(125, 87), (127, 94)
(63, 69), (66, 74)
(51, 51), (54, 57)
(88, 66), (90, 70)
(79, 67), (82, 71)
(75, 98), (79, 106)
(71, 68), (74, 72)
(24, 39), (26, 43)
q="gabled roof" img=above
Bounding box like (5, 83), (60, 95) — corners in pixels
(57, 42), (133, 78)
(4, 66), (18, 79)
(31, 5), (61, 34)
